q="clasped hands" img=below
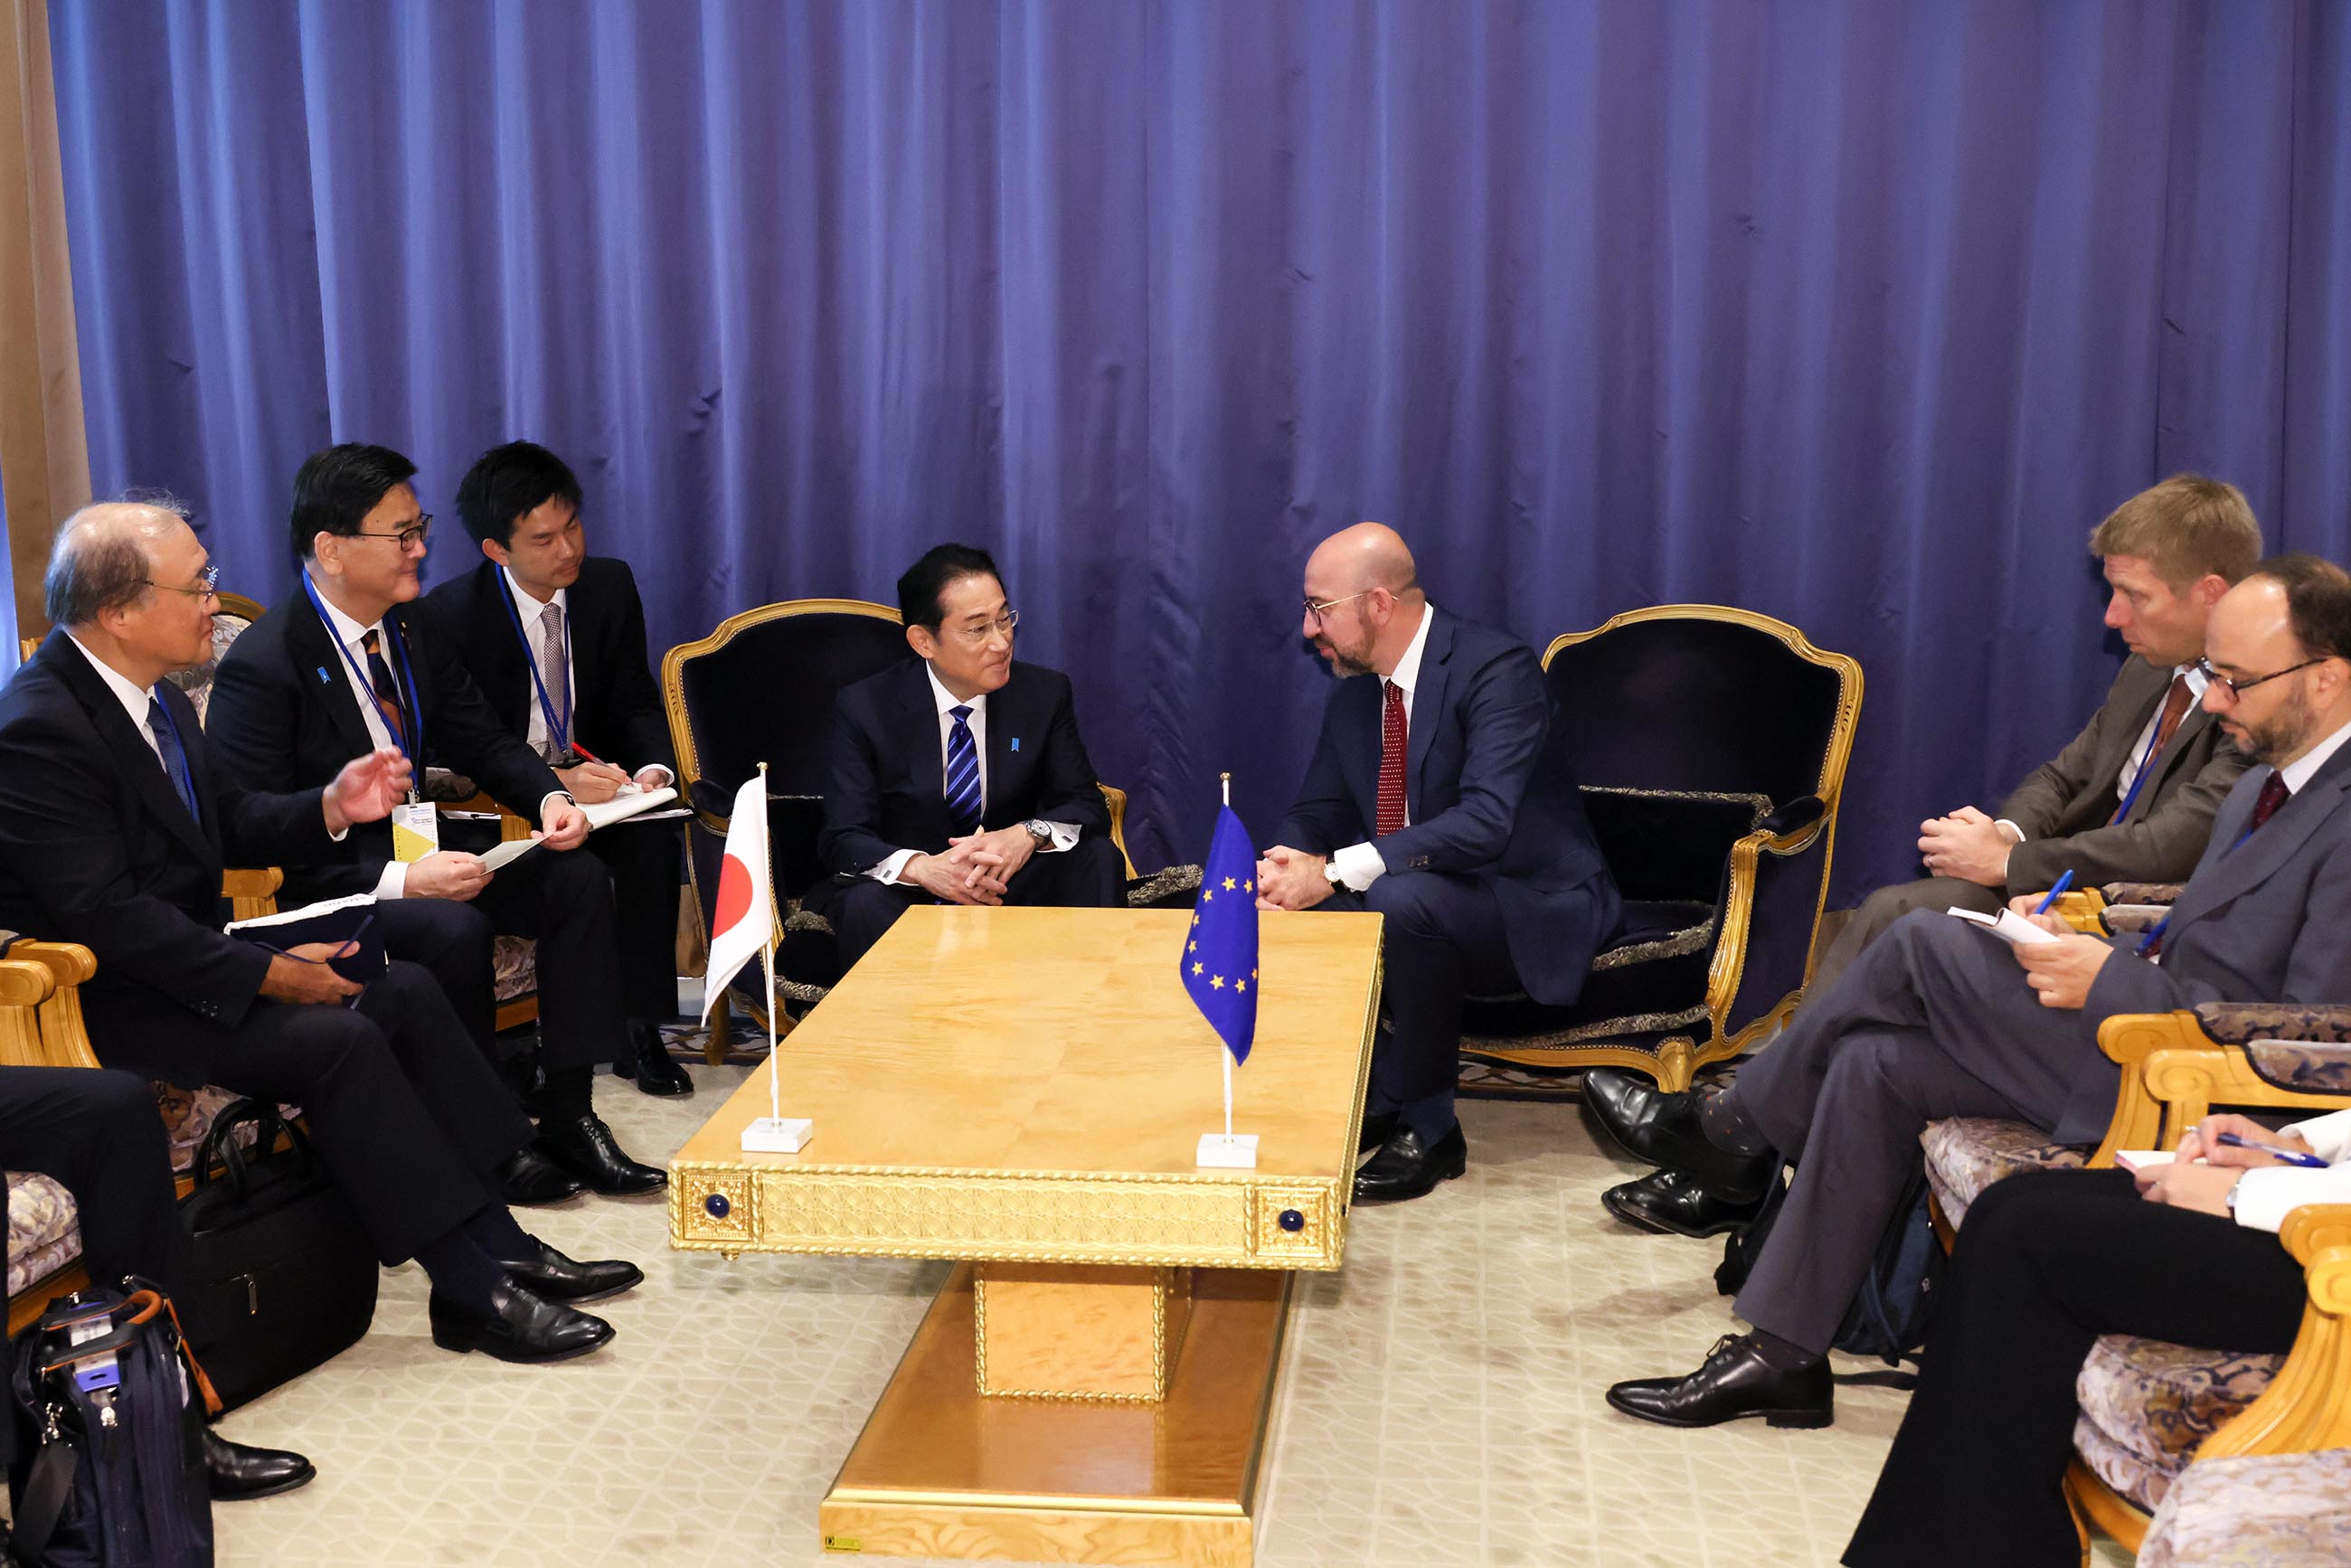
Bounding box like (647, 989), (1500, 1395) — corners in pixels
(906, 826), (1039, 906)
(1919, 805), (2012, 886)
(1254, 845), (1333, 911)
(2131, 1113), (2320, 1216)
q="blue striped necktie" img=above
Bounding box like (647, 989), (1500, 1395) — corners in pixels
(944, 704), (983, 834)
(147, 695), (198, 819)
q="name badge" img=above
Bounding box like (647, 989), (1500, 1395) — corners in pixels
(392, 800), (441, 864)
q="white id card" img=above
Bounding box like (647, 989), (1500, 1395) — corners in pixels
(391, 800), (440, 864)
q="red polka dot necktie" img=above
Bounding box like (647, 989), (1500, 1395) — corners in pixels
(2248, 770), (2290, 834)
(1376, 679), (1408, 838)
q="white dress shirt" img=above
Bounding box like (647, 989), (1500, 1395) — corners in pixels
(1998, 663), (2207, 845)
(1328, 602), (1438, 893)
(502, 569), (672, 788)
(65, 632), (170, 769)
(866, 662), (1081, 885)
(308, 577), (566, 899)
(2234, 1107), (2351, 1232)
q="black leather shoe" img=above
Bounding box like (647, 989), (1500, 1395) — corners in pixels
(495, 1146), (585, 1207)
(429, 1279), (615, 1364)
(493, 1236), (645, 1304)
(1606, 1334), (1833, 1430)
(1601, 1168), (1767, 1240)
(1581, 1067), (1700, 1167)
(1581, 1069), (1774, 1203)
(202, 1429), (316, 1500)
(499, 1047), (548, 1118)
(1356, 1110), (1398, 1156)
(1353, 1123), (1468, 1204)
(536, 1113), (666, 1195)
(612, 1020), (694, 1097)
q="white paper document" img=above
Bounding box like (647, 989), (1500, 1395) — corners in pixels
(581, 785), (679, 830)
(2112, 1149), (2175, 1174)
(476, 837), (541, 873)
(1946, 906), (2062, 947)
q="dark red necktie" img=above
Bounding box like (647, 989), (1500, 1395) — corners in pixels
(1376, 679), (1408, 838)
(2249, 771), (2290, 833)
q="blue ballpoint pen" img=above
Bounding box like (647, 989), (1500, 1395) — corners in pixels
(2214, 1131), (2330, 1169)
(2031, 869), (2075, 915)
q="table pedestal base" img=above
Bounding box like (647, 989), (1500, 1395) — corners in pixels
(820, 1264), (1293, 1567)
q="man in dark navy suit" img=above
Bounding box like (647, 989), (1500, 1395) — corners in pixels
(420, 440), (694, 1097)
(810, 543), (1125, 968)
(1259, 523), (1621, 1204)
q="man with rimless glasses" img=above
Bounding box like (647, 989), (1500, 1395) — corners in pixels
(810, 543), (1124, 969)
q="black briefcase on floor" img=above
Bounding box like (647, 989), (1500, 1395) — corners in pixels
(175, 1100), (378, 1412)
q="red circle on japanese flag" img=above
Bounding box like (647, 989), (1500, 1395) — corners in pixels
(713, 853), (753, 938)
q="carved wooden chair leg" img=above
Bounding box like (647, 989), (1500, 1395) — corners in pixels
(703, 987), (731, 1067)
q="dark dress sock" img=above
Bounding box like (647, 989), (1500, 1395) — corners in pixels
(414, 1231), (504, 1312)
(539, 1064), (593, 1119)
(1700, 1087), (1772, 1156)
(1747, 1328), (1822, 1372)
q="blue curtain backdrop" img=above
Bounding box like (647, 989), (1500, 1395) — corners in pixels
(46, 0), (2351, 896)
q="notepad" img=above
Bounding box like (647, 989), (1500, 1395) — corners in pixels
(2112, 1149), (2176, 1174)
(581, 785), (678, 830)
(1946, 906), (2063, 947)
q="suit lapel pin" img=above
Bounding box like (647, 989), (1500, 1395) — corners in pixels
(316, 666), (332, 684)
(1011, 737), (1021, 752)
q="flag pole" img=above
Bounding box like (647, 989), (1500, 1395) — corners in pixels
(760, 761), (780, 1125)
(1221, 770), (1234, 1141)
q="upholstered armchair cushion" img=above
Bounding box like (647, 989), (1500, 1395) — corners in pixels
(2073, 1336), (2284, 1512)
(6, 1172), (80, 1297)
(493, 936), (538, 1005)
(2193, 1003), (2351, 1049)
(2236, 1040), (2351, 1097)
(2138, 1449), (2351, 1567)
(1920, 1117), (2092, 1229)
(2104, 881), (2186, 906)
(155, 1082), (285, 1176)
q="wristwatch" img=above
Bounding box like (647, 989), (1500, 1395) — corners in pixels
(1022, 818), (1053, 847)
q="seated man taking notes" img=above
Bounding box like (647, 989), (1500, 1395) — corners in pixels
(420, 440), (693, 1097)
(1602, 556), (2351, 1433)
(808, 543), (1124, 969)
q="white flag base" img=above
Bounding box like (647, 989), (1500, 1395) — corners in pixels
(1195, 1132), (1259, 1169)
(741, 1116), (814, 1154)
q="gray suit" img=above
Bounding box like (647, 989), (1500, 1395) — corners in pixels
(1733, 743), (2351, 1355)
(1812, 657), (2246, 992)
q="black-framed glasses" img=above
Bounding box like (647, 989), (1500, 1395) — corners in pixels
(1303, 589), (1372, 627)
(145, 563), (222, 599)
(354, 515), (433, 550)
(2195, 654), (2327, 699)
(948, 609), (1020, 647)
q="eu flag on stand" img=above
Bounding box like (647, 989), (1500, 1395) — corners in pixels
(1181, 805), (1260, 1064)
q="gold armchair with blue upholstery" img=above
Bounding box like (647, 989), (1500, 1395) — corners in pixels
(1459, 605), (1862, 1092)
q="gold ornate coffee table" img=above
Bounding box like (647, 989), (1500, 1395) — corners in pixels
(670, 904), (1381, 1567)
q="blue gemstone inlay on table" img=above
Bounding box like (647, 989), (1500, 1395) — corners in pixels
(704, 1192), (731, 1219)
(1278, 1208), (1305, 1233)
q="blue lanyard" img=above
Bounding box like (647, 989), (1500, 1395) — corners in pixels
(2110, 693), (2183, 823)
(302, 572), (426, 794)
(496, 572), (571, 758)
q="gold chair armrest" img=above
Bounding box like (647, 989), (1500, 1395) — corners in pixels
(5, 941), (102, 1070)
(2053, 888), (2107, 933)
(1099, 783), (1138, 881)
(0, 959), (55, 1069)
(2090, 1013), (2348, 1168)
(222, 866), (284, 922)
(2196, 1206), (2351, 1460)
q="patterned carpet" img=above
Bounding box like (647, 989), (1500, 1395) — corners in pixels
(208, 1061), (2134, 1567)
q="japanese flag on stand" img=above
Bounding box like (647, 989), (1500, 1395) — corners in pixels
(701, 774), (773, 1021)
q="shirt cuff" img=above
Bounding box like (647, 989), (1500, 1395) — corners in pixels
(635, 764), (675, 789)
(1036, 820), (1081, 854)
(867, 849), (919, 885)
(2228, 1166), (2351, 1233)
(1996, 819), (2026, 845)
(2283, 1108), (2351, 1164)
(1328, 841), (1387, 893)
(371, 859), (409, 901)
(538, 791), (571, 826)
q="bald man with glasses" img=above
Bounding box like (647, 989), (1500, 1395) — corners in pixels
(808, 543), (1124, 970)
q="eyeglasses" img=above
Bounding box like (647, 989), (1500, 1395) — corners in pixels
(145, 564), (222, 600)
(353, 515), (433, 551)
(942, 609), (1019, 647)
(2195, 654), (2327, 699)
(1303, 589), (1373, 627)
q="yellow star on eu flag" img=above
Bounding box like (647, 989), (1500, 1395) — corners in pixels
(1202, 888), (1213, 902)
(1211, 975), (1226, 989)
(1235, 978), (1247, 993)
(1223, 876), (1236, 891)
(1193, 961), (1204, 975)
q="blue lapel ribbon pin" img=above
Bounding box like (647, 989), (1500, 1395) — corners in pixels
(1010, 737), (1021, 752)
(316, 666), (332, 684)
